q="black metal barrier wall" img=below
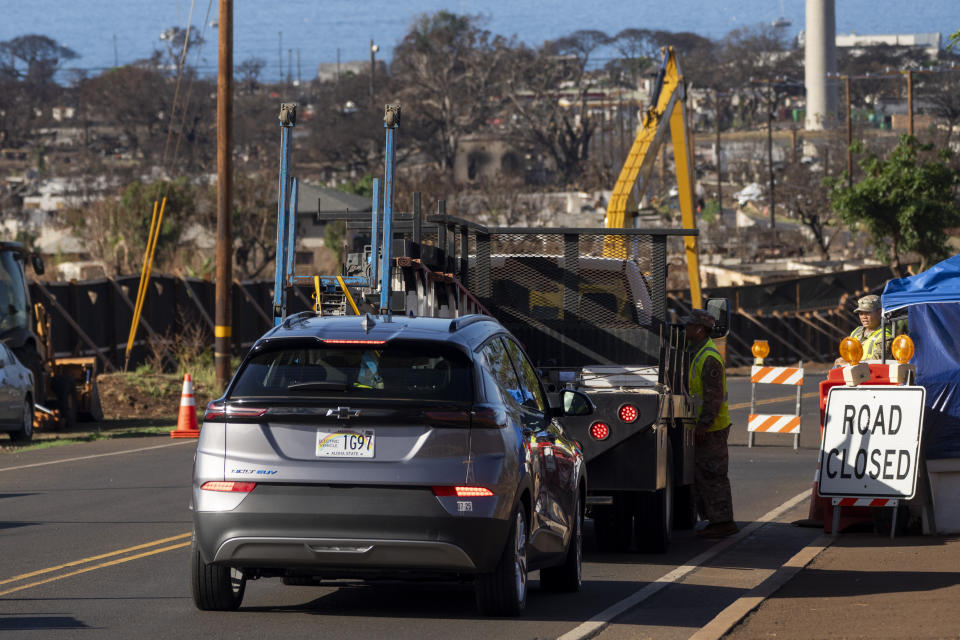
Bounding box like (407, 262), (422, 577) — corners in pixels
(28, 264), (888, 371)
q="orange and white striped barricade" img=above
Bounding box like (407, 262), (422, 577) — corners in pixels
(748, 362), (803, 449)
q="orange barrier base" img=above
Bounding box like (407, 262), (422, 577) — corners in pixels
(170, 427), (200, 438)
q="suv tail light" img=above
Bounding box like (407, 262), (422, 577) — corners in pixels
(203, 401), (226, 421)
(201, 481), (256, 492)
(204, 402), (268, 422)
(432, 486), (494, 497)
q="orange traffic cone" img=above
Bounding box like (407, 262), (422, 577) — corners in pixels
(170, 373), (201, 438)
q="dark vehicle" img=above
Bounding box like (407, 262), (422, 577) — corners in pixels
(0, 241), (99, 431)
(191, 312), (592, 616)
(0, 340), (34, 441)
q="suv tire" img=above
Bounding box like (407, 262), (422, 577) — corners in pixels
(11, 399), (33, 442)
(191, 540), (245, 611)
(475, 506), (527, 616)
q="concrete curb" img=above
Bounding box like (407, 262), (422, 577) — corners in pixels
(689, 533), (832, 640)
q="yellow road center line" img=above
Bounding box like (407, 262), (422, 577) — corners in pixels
(728, 391), (818, 411)
(0, 541), (191, 597)
(0, 532), (191, 587)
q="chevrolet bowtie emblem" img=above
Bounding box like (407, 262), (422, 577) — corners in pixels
(327, 407), (360, 419)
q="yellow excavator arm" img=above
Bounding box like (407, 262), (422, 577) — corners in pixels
(605, 47), (702, 309)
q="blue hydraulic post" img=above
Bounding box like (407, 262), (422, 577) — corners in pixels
(285, 177), (299, 294)
(380, 104), (400, 315)
(370, 178), (381, 286)
(272, 103), (296, 325)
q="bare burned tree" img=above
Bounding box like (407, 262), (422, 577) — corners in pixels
(391, 12), (513, 172)
(505, 30), (610, 186)
(779, 161), (841, 259)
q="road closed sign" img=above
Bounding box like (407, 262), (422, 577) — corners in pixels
(818, 385), (925, 499)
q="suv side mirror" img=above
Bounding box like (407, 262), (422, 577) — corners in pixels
(558, 389), (593, 417)
(705, 297), (729, 339)
(31, 254), (45, 276)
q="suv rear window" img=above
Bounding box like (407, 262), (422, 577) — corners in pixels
(231, 341), (474, 401)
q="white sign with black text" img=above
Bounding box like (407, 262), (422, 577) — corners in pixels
(818, 385), (925, 499)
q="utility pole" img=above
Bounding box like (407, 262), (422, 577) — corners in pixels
(215, 0), (234, 389)
(296, 48), (301, 87)
(766, 83), (775, 229)
(369, 40), (379, 101)
(828, 72), (854, 186)
(715, 89), (722, 216)
(113, 34), (119, 67)
(844, 74), (852, 186)
(287, 48), (293, 86)
(906, 69), (914, 136)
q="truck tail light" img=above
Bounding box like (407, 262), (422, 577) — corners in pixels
(201, 481), (256, 493)
(432, 486), (494, 497)
(618, 404), (639, 423)
(589, 421), (610, 440)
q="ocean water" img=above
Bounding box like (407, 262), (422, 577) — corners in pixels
(2, 0), (957, 81)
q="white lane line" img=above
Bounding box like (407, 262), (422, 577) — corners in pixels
(557, 489), (812, 640)
(0, 441), (194, 472)
(688, 534), (831, 640)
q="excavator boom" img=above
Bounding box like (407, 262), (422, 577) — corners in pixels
(605, 47), (702, 308)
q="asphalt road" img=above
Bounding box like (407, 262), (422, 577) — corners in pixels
(0, 373), (830, 639)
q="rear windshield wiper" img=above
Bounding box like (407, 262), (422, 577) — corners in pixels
(287, 381), (348, 392)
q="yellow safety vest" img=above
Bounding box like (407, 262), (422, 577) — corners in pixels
(688, 338), (731, 432)
(849, 325), (892, 360)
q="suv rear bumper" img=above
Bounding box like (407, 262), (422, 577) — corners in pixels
(210, 536), (477, 570)
(193, 484), (511, 574)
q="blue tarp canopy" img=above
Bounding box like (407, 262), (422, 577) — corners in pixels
(882, 254), (960, 459)
(882, 254), (960, 313)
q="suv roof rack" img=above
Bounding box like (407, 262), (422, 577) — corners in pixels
(449, 314), (499, 333)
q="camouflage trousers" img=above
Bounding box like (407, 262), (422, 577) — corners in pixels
(695, 426), (734, 524)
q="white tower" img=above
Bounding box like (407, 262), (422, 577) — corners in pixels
(804, 0), (838, 130)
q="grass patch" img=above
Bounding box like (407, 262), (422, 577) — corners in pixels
(1, 424), (177, 453)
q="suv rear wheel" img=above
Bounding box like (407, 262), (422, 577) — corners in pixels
(10, 399), (33, 442)
(475, 505), (527, 616)
(191, 540), (245, 610)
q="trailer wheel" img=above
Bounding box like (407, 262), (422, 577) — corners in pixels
(540, 494), (582, 592)
(674, 484), (698, 530)
(592, 493), (633, 552)
(635, 441), (674, 553)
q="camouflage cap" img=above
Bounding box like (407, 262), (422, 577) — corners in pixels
(680, 309), (715, 328)
(854, 294), (881, 314)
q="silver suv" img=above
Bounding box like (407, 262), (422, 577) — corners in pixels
(191, 313), (591, 616)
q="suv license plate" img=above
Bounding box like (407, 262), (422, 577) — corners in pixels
(316, 429), (375, 458)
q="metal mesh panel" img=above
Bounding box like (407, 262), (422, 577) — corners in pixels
(476, 232), (656, 329)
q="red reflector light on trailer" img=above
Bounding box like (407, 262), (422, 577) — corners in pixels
(432, 486), (495, 497)
(201, 481), (256, 493)
(322, 339), (386, 345)
(589, 422), (610, 440)
(618, 404), (638, 423)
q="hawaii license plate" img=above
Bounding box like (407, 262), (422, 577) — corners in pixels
(316, 429), (375, 458)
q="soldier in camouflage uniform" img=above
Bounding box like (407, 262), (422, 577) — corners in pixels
(683, 309), (738, 539)
(834, 294), (892, 367)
